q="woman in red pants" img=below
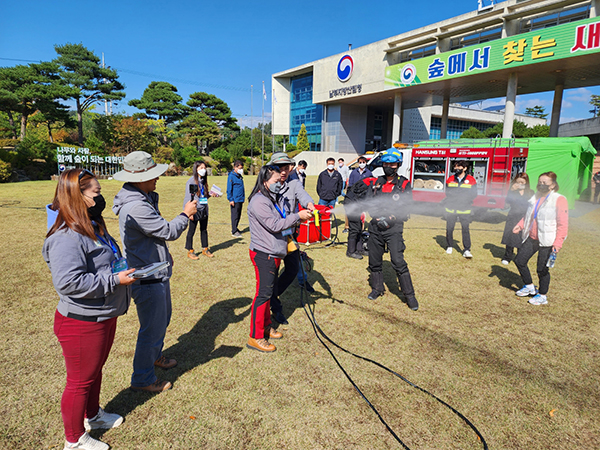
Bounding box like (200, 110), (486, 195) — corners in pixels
(246, 165), (312, 352)
(43, 169), (136, 450)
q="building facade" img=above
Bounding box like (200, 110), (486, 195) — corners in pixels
(272, 0), (600, 156)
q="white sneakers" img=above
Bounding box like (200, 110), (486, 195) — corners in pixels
(446, 247), (453, 254)
(463, 250), (473, 259)
(64, 432), (108, 450)
(84, 407), (123, 431)
(529, 294), (548, 305)
(516, 284), (537, 297)
(63, 407), (123, 450)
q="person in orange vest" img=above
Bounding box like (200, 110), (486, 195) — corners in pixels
(444, 160), (477, 259)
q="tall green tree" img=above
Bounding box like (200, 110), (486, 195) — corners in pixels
(53, 43), (125, 145)
(589, 94), (600, 117)
(128, 82), (188, 123)
(30, 100), (76, 142)
(178, 111), (220, 154)
(0, 62), (70, 139)
(524, 105), (548, 119)
(187, 92), (238, 129)
(296, 123), (310, 153)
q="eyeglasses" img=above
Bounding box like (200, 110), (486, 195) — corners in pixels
(78, 169), (95, 180)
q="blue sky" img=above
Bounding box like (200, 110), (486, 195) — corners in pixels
(1, 0), (598, 127)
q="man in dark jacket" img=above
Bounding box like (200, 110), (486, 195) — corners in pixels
(317, 157), (343, 207)
(345, 156), (373, 259)
(227, 160), (246, 237)
(288, 160), (307, 188)
(444, 160), (478, 258)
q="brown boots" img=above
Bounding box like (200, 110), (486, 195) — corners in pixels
(246, 327), (282, 353)
(202, 248), (214, 258)
(187, 249), (199, 260)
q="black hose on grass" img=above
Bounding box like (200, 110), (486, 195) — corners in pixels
(296, 247), (488, 450)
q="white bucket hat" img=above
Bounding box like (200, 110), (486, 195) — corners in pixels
(113, 151), (168, 182)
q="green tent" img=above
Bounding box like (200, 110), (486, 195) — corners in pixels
(417, 137), (597, 208)
(525, 137), (597, 206)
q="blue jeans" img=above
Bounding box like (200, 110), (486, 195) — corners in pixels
(131, 281), (172, 387)
(318, 199), (336, 207)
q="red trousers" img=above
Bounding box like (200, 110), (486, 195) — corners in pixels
(54, 310), (117, 443)
(249, 250), (281, 339)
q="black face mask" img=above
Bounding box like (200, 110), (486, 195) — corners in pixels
(454, 168), (464, 176)
(383, 166), (396, 177)
(537, 183), (551, 194)
(88, 194), (106, 218)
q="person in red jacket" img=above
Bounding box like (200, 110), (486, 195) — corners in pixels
(444, 160), (477, 258)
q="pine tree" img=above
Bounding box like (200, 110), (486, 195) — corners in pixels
(296, 124), (310, 153)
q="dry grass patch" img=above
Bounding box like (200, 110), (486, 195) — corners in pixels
(0, 176), (598, 449)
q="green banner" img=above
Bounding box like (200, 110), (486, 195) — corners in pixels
(385, 16), (600, 88)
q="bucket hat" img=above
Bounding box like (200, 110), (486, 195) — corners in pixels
(268, 152), (295, 166)
(113, 151), (168, 182)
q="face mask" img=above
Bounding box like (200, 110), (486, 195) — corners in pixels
(236, 168), (243, 175)
(87, 194), (106, 218)
(454, 168), (464, 176)
(537, 183), (551, 193)
(516, 184), (526, 190)
(359, 163), (366, 169)
(327, 164), (335, 171)
(383, 166), (396, 177)
(298, 168), (305, 174)
(268, 181), (282, 194)
(198, 168), (206, 177)
(339, 163), (344, 168)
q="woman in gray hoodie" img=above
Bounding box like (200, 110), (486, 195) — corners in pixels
(246, 165), (312, 353)
(43, 169), (136, 450)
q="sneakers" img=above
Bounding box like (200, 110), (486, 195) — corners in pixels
(130, 380), (172, 393)
(463, 249), (473, 259)
(342, 228), (349, 233)
(232, 231), (242, 238)
(187, 249), (199, 260)
(202, 248), (214, 257)
(501, 259), (509, 265)
(529, 294), (548, 305)
(64, 432), (108, 450)
(84, 407), (123, 431)
(247, 337), (276, 353)
(346, 252), (363, 260)
(516, 284), (537, 297)
(446, 247), (453, 254)
(154, 355), (177, 369)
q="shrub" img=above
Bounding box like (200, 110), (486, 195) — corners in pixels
(209, 148), (231, 172)
(0, 138), (20, 148)
(0, 159), (12, 182)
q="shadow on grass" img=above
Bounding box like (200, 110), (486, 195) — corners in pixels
(488, 264), (522, 292)
(434, 234), (449, 251)
(209, 237), (245, 253)
(99, 296), (252, 430)
(483, 243), (506, 259)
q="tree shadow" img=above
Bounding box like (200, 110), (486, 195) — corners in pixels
(473, 209), (507, 224)
(488, 264), (522, 291)
(98, 296), (252, 433)
(483, 243), (506, 259)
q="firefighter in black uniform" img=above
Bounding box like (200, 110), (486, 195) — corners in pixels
(363, 149), (419, 311)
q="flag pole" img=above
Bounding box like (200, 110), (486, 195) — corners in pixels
(272, 87), (275, 152)
(261, 80), (265, 164)
(250, 85), (253, 164)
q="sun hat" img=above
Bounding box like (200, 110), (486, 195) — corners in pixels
(268, 152), (295, 166)
(113, 151), (168, 182)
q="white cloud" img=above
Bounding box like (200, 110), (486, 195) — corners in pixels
(561, 101), (573, 109)
(565, 87), (592, 103)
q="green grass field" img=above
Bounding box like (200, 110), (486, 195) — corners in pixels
(1, 175), (599, 450)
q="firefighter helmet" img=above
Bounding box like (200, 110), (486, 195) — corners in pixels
(380, 149), (403, 164)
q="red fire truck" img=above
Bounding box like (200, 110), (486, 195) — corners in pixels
(365, 139), (529, 209)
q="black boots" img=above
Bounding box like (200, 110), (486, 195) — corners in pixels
(368, 272), (385, 300)
(347, 238), (363, 260)
(398, 272), (419, 311)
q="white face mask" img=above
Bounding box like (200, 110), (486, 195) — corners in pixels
(198, 168), (206, 177)
(236, 168), (243, 175)
(298, 168), (305, 174)
(327, 164), (335, 171)
(359, 163), (366, 169)
(339, 163), (344, 168)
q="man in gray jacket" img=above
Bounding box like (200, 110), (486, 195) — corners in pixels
(113, 151), (196, 393)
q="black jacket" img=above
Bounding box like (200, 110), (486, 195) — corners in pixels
(368, 175), (413, 222)
(317, 169), (343, 202)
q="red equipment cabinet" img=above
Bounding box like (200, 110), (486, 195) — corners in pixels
(410, 141), (529, 209)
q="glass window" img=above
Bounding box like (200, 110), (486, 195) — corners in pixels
(429, 116), (493, 140)
(289, 73), (322, 151)
(519, 5), (589, 33)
